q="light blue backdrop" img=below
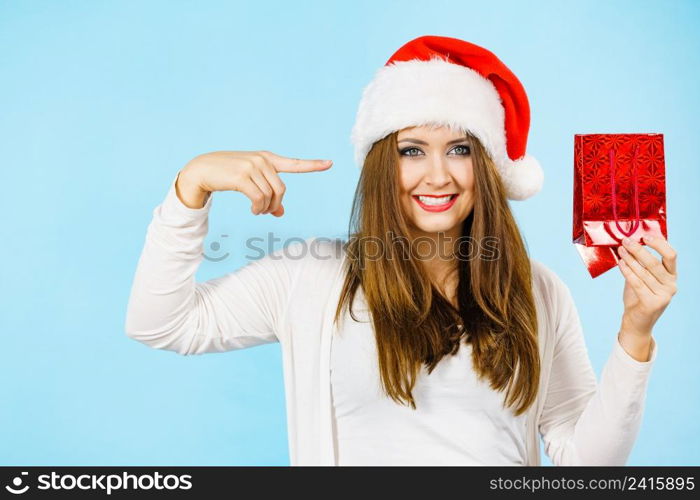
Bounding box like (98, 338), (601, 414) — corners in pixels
(1, 0), (698, 466)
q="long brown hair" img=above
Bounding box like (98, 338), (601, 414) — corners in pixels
(333, 126), (540, 416)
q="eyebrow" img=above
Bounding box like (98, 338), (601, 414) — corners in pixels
(397, 137), (469, 146)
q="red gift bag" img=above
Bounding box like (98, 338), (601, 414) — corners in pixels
(573, 133), (667, 278)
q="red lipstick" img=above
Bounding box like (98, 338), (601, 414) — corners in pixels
(412, 194), (458, 213)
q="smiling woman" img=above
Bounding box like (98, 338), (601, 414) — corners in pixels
(125, 34), (669, 466)
(336, 122), (539, 420)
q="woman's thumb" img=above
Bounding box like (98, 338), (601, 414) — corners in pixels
(271, 203), (285, 217)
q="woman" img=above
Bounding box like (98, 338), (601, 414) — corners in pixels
(125, 36), (677, 466)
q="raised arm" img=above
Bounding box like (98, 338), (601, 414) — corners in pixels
(537, 273), (658, 465)
(124, 151), (333, 355)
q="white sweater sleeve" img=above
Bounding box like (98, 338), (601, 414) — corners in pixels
(538, 274), (658, 466)
(124, 173), (303, 355)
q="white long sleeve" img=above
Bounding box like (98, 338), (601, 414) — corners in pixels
(124, 177), (659, 464)
(124, 173), (304, 355)
(538, 272), (658, 465)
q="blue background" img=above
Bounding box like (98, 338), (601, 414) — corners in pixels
(1, 0), (698, 466)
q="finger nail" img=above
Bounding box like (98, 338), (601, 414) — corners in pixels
(622, 237), (631, 245)
(645, 236), (654, 243)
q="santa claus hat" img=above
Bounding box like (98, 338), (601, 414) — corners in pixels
(350, 35), (544, 201)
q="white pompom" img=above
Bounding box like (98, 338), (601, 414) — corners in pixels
(500, 154), (544, 201)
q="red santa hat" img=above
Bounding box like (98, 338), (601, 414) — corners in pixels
(350, 35), (544, 201)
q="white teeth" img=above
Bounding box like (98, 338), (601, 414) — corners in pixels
(417, 195), (453, 205)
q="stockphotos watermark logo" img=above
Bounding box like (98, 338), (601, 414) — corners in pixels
(4, 471), (192, 495)
(5, 472), (29, 494)
(202, 231), (503, 267)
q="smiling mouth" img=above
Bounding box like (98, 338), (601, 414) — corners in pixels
(412, 193), (459, 212)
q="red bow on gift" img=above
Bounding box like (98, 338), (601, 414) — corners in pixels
(573, 134), (668, 278)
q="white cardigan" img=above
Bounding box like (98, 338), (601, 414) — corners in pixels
(125, 174), (658, 466)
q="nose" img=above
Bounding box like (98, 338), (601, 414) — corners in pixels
(423, 154), (451, 187)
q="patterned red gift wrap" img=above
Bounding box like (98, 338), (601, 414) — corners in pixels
(573, 133), (667, 278)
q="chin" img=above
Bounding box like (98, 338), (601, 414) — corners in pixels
(409, 216), (463, 236)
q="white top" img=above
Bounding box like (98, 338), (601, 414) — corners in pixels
(125, 173), (658, 466)
(331, 316), (528, 465)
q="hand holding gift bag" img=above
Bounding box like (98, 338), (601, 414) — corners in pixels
(573, 133), (668, 278)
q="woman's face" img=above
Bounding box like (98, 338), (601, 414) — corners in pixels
(397, 125), (475, 240)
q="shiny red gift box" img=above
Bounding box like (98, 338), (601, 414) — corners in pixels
(573, 133), (667, 278)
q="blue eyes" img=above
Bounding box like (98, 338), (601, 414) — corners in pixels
(398, 145), (471, 157)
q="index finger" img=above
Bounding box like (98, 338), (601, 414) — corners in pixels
(643, 235), (677, 276)
(259, 151), (333, 173)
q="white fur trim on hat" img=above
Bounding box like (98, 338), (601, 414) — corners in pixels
(498, 154), (544, 201)
(350, 56), (543, 200)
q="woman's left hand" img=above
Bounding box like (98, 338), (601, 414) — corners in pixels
(617, 235), (678, 337)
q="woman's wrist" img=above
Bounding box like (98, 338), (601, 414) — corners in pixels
(618, 318), (653, 362)
(176, 164), (211, 209)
